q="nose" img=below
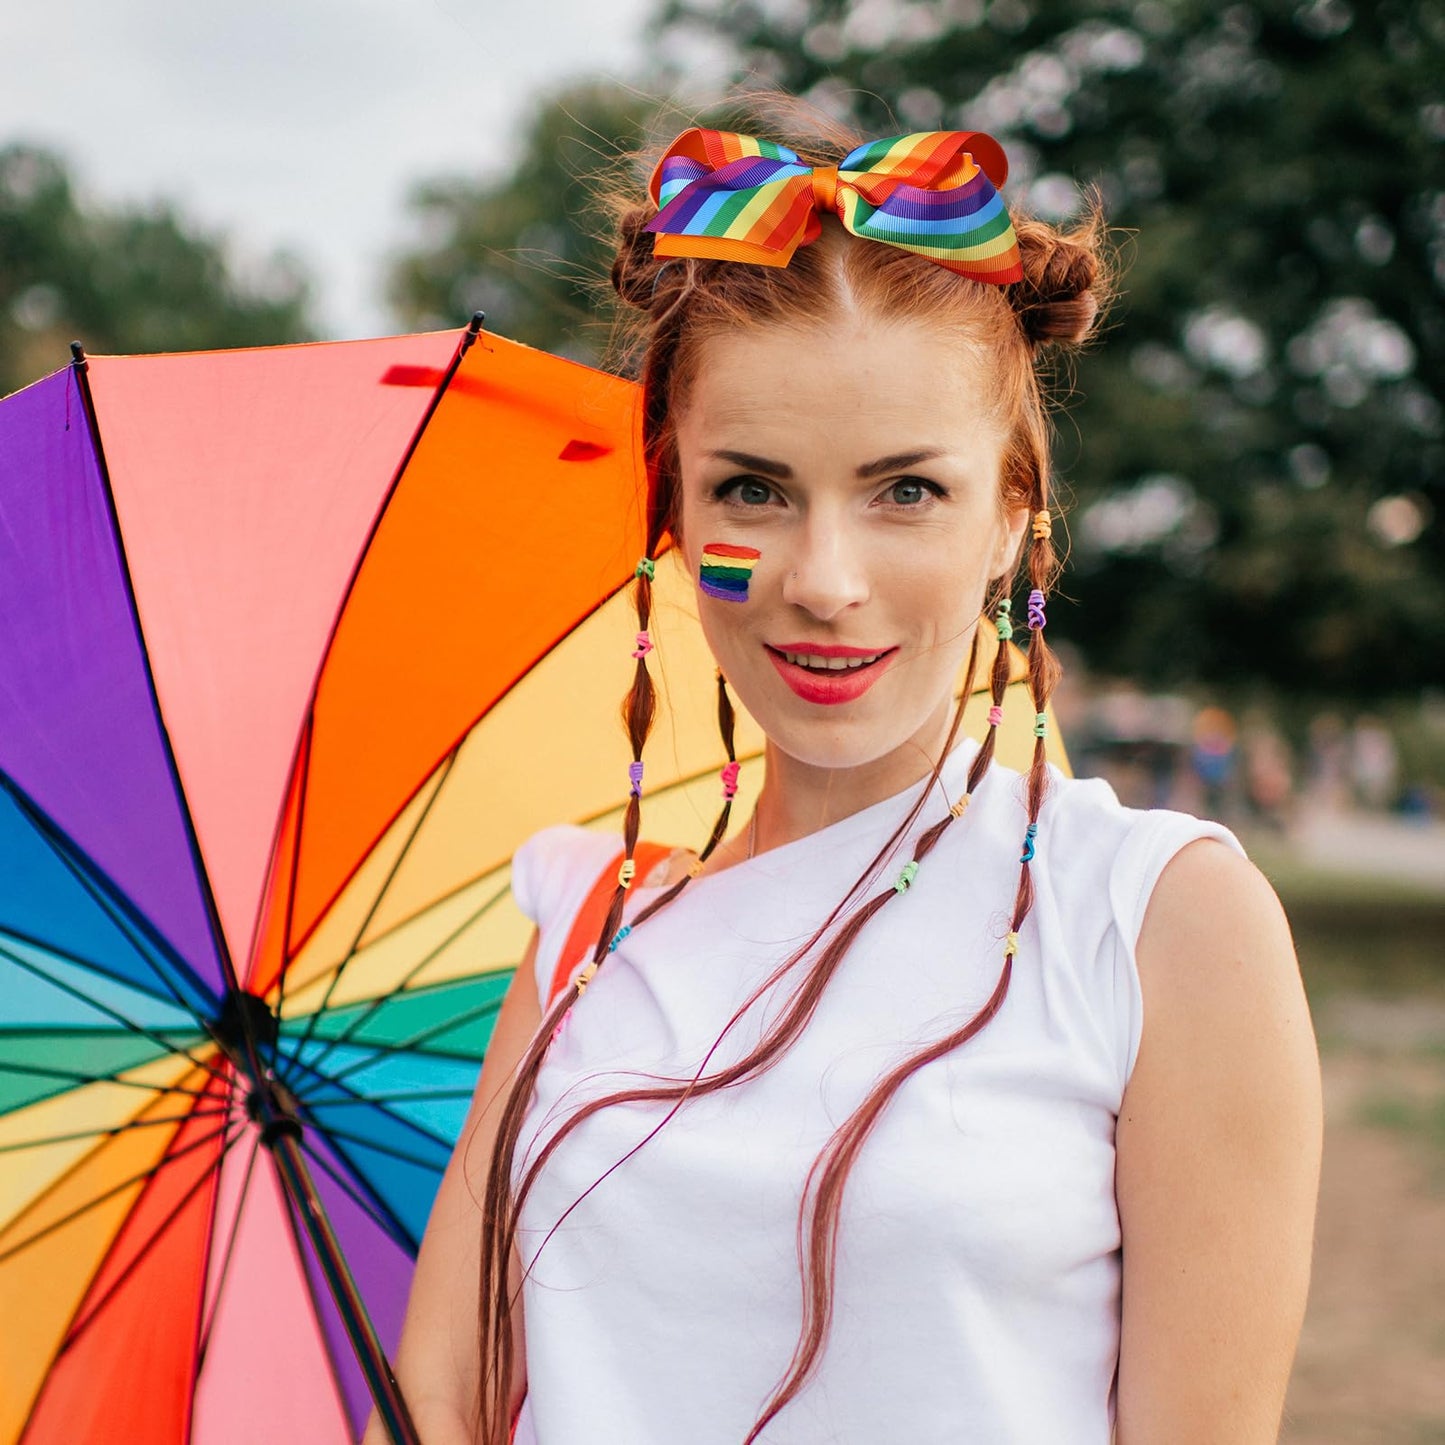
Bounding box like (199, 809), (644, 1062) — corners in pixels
(779, 509), (870, 621)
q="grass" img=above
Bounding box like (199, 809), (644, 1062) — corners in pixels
(1240, 831), (1445, 1002)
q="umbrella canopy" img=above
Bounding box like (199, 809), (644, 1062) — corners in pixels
(0, 321), (1067, 1444)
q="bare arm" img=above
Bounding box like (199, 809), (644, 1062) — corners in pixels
(1115, 839), (1323, 1444)
(363, 931), (543, 1445)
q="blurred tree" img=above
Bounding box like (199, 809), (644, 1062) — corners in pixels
(386, 81), (682, 363)
(387, 2), (1443, 697)
(0, 144), (314, 397)
(648, 0), (1445, 698)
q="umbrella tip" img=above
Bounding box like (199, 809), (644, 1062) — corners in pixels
(69, 340), (87, 367)
(468, 310), (486, 334)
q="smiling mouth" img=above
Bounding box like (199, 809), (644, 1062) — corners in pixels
(764, 646), (896, 672)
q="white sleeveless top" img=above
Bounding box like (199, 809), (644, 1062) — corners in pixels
(507, 740), (1244, 1444)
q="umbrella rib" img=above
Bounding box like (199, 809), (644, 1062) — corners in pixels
(0, 1057), (214, 1098)
(0, 1108), (230, 1156)
(0, 1115), (233, 1265)
(275, 868), (514, 1070)
(0, 918), (192, 1012)
(54, 1120), (244, 1358)
(0, 767), (214, 1023)
(193, 1131), (262, 1370)
(296, 1086), (475, 1109)
(282, 1051), (460, 1154)
(265, 716), (313, 1077)
(294, 1116), (448, 1174)
(278, 747), (460, 1085)
(288, 884), (511, 1085)
(321, 995), (503, 1089)
(297, 1132), (419, 1254)
(0, 937), (228, 1089)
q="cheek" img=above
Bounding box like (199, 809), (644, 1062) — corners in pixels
(697, 542), (762, 604)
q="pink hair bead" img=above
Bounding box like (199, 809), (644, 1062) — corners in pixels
(721, 760), (740, 798)
(632, 630), (653, 659)
(987, 705), (1004, 728)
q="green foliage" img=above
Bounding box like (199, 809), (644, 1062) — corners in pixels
(386, 2), (1444, 697)
(647, 0), (1445, 698)
(0, 145), (315, 397)
(386, 82), (683, 364)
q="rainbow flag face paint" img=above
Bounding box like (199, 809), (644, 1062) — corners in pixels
(699, 543), (761, 602)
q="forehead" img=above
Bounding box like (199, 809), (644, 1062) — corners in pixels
(676, 317), (1001, 453)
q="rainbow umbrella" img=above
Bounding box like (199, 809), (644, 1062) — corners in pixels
(0, 320), (1067, 1444)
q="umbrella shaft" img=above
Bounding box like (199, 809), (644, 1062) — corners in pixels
(267, 1128), (422, 1445)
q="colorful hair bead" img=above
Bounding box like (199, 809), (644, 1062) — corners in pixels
(893, 860), (919, 893)
(687, 857), (705, 879)
(1032, 509), (1052, 541)
(1027, 589), (1046, 630)
(607, 923), (633, 953)
(632, 630), (653, 659)
(635, 557), (656, 581)
(1034, 712), (1048, 738)
(721, 760), (740, 798)
(575, 960), (600, 996)
(1004, 931), (1020, 957)
(1020, 822), (1038, 863)
(628, 761), (644, 797)
(987, 704), (1004, 728)
(551, 1012), (569, 1043)
(949, 794), (971, 819)
(618, 858), (636, 889)
(995, 598), (1013, 642)
(699, 543), (761, 602)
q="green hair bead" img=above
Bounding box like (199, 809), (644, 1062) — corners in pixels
(995, 598), (1013, 642)
(635, 557), (656, 581)
(1034, 712), (1048, 738)
(894, 860), (919, 893)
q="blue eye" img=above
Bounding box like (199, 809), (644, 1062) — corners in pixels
(716, 478), (774, 506)
(886, 478), (946, 506)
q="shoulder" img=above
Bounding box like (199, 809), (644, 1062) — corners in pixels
(1133, 836), (1304, 1051)
(510, 823), (619, 932)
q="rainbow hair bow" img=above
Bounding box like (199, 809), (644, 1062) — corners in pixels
(645, 127), (1024, 285)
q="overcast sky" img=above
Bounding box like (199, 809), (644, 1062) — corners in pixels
(1, 1), (661, 337)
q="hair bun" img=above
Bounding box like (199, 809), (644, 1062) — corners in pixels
(1009, 202), (1109, 348)
(611, 206), (670, 312)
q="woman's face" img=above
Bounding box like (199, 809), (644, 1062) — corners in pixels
(674, 314), (1028, 775)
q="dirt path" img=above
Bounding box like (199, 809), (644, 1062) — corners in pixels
(1281, 998), (1445, 1443)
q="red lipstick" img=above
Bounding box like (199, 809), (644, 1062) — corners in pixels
(764, 643), (897, 705)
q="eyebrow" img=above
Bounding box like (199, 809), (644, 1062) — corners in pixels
(707, 448), (947, 481)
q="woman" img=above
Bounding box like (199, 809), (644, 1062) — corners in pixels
(373, 108), (1322, 1445)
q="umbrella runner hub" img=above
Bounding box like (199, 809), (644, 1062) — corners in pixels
(213, 986), (280, 1065)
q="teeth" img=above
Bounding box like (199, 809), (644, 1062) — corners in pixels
(780, 650), (884, 670)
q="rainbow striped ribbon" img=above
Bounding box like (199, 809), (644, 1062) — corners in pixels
(645, 127), (1023, 285)
(699, 543), (761, 602)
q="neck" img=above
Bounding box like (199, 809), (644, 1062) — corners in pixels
(750, 696), (959, 855)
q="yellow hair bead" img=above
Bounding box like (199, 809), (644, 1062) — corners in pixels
(1004, 931), (1020, 957)
(687, 858), (705, 878)
(949, 794), (971, 818)
(1032, 508), (1052, 541)
(575, 960), (600, 996)
(618, 858), (636, 889)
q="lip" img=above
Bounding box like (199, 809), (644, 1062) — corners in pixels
(764, 643), (898, 706)
(768, 642), (887, 658)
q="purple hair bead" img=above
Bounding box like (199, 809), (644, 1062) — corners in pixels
(628, 760), (644, 797)
(1027, 589), (1046, 630)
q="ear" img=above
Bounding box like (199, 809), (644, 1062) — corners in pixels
(989, 500), (1031, 583)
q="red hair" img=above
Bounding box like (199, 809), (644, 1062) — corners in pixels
(475, 97), (1114, 1443)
